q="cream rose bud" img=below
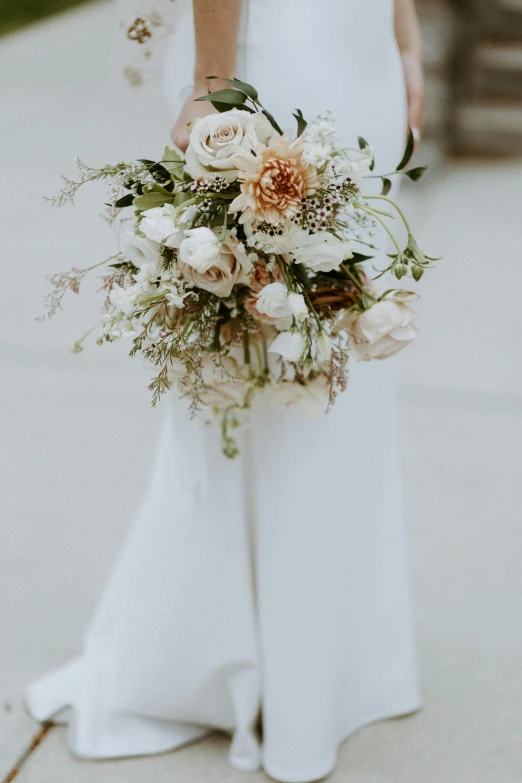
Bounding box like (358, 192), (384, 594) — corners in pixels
(185, 110), (273, 182)
(256, 282), (291, 320)
(268, 330), (307, 362)
(140, 205), (183, 248)
(344, 296), (417, 360)
(292, 230), (349, 273)
(179, 228), (222, 273)
(287, 292), (308, 322)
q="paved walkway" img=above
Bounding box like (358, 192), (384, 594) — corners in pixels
(1, 3), (522, 782)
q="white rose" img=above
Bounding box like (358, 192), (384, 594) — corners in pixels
(179, 227), (222, 273)
(268, 330), (307, 362)
(186, 110), (273, 182)
(178, 203), (198, 227)
(255, 285), (309, 324)
(287, 292), (308, 322)
(291, 229), (350, 273)
(256, 282), (291, 320)
(121, 230), (162, 269)
(178, 235), (251, 298)
(140, 205), (183, 248)
(343, 295), (417, 360)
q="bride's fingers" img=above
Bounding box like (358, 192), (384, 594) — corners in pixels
(403, 56), (425, 149)
(408, 87), (425, 147)
(171, 124), (190, 152)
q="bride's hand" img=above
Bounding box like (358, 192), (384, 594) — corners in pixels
(170, 86), (218, 152)
(170, 1), (242, 152)
(394, 0), (425, 148)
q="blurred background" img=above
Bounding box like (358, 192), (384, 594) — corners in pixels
(1, 1), (521, 782)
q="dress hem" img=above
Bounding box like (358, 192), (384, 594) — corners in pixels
(261, 698), (423, 783)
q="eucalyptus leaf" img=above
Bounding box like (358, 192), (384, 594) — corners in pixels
(396, 128), (414, 171)
(214, 100), (254, 113)
(220, 77), (259, 101)
(173, 190), (192, 207)
(381, 177), (392, 196)
(405, 165), (427, 181)
(133, 191), (174, 210)
(195, 89), (247, 106)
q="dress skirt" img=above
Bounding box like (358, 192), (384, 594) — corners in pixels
(27, 1), (422, 780)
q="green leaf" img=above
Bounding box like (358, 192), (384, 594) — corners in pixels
(293, 108), (308, 137)
(162, 146), (183, 162)
(211, 100), (255, 113)
(133, 189), (174, 210)
(195, 89), (247, 106)
(396, 127), (415, 171)
(162, 146), (185, 178)
(261, 108), (283, 135)
(173, 190), (191, 207)
(362, 291), (377, 310)
(406, 234), (426, 265)
(218, 77), (259, 101)
(405, 165), (427, 181)
(381, 177), (392, 196)
(113, 193), (134, 208)
(358, 136), (369, 150)
(291, 262), (311, 287)
(351, 252), (374, 262)
(138, 159), (172, 184)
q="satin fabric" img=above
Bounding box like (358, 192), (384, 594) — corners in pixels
(27, 2), (422, 780)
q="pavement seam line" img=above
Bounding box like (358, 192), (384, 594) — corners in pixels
(2, 722), (55, 783)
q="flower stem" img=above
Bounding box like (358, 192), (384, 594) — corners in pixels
(364, 195), (412, 234)
(357, 203), (402, 255)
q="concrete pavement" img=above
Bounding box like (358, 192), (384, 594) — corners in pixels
(1, 3), (522, 781)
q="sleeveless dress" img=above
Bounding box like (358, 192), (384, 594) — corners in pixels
(26, 2), (422, 781)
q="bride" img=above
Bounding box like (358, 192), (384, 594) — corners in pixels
(27, 1), (425, 780)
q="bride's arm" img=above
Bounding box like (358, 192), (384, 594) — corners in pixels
(394, 0), (425, 145)
(171, 0), (242, 151)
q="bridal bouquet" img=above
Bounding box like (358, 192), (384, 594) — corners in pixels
(41, 78), (435, 456)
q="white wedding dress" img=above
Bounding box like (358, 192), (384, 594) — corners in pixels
(26, 1), (422, 780)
